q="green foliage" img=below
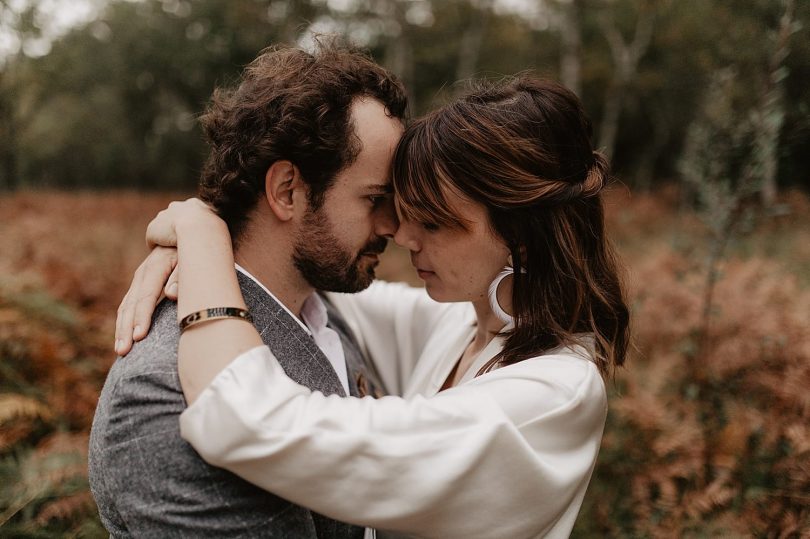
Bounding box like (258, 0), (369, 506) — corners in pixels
(0, 283), (103, 533)
(0, 0), (808, 190)
(4, 0), (324, 189)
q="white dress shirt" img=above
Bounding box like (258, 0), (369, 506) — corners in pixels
(235, 264), (349, 394)
(180, 280), (607, 539)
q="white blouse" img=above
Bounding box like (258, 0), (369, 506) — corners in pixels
(179, 281), (607, 539)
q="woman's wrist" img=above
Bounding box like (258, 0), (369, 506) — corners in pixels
(175, 209), (242, 322)
(175, 207), (229, 241)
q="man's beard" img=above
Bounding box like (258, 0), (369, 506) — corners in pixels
(293, 206), (388, 293)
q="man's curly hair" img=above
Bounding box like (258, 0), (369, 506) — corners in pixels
(198, 41), (407, 243)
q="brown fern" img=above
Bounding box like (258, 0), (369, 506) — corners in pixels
(34, 491), (95, 526)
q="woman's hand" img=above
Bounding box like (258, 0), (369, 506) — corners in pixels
(115, 247), (178, 356)
(146, 197), (218, 249)
(114, 198), (223, 356)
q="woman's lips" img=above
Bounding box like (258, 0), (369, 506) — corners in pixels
(411, 256), (435, 279)
(416, 269), (435, 279)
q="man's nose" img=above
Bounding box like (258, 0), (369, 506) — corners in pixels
(375, 198), (399, 238)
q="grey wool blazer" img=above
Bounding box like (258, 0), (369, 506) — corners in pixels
(89, 272), (369, 538)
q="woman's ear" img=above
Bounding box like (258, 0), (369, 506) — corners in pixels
(264, 161), (304, 221)
(509, 245), (528, 268)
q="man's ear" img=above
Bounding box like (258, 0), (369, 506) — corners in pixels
(264, 160), (305, 221)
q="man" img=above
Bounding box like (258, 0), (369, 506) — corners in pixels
(89, 42), (406, 537)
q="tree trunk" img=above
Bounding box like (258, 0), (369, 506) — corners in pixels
(557, 0), (583, 95)
(455, 0), (492, 83)
(383, 1), (416, 111)
(597, 8), (654, 160)
(634, 100), (670, 190)
(757, 0), (796, 206)
(598, 82), (623, 161)
(0, 71), (18, 190)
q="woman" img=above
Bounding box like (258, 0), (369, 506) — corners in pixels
(120, 77), (629, 538)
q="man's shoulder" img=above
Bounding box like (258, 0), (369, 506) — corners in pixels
(107, 299), (180, 381)
(89, 298), (351, 538)
(89, 300), (187, 531)
(93, 299), (184, 440)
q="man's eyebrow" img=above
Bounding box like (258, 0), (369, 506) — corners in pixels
(364, 183), (393, 194)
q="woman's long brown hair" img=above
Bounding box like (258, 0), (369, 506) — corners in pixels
(392, 76), (630, 377)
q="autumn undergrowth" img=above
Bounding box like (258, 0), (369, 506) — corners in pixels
(0, 189), (808, 536)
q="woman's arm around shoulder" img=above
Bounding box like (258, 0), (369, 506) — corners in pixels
(179, 344), (607, 539)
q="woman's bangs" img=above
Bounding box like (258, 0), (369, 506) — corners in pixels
(395, 167), (466, 229)
(393, 124), (469, 229)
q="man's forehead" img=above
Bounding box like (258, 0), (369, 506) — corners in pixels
(350, 99), (404, 143)
(331, 98), (402, 195)
(326, 172), (392, 197)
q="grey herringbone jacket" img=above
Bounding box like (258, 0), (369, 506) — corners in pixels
(89, 273), (371, 538)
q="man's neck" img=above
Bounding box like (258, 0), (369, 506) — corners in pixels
(233, 244), (313, 318)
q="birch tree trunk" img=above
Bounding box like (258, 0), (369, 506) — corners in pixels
(597, 7), (654, 160)
(755, 0), (796, 206)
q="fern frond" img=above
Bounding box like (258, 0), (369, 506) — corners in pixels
(684, 470), (736, 518)
(0, 393), (53, 425)
(34, 490), (95, 526)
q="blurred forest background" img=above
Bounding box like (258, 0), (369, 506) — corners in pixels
(1, 0), (809, 536)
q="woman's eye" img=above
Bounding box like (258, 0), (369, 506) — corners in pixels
(421, 222), (440, 232)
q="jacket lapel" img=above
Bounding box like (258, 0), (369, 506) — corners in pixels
(237, 272), (346, 397)
(321, 293), (386, 398)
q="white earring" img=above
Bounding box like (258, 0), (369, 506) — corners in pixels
(488, 266), (516, 325)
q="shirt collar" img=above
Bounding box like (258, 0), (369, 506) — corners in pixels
(300, 293), (329, 334)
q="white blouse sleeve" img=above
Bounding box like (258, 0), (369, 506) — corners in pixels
(325, 282), (472, 395)
(179, 345), (607, 539)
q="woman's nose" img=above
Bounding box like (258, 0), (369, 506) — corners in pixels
(393, 220), (420, 252)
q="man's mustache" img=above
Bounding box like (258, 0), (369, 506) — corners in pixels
(361, 237), (388, 256)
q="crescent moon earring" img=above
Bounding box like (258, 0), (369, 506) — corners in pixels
(488, 266), (515, 325)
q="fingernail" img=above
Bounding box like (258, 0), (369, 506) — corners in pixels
(134, 325), (142, 337)
(115, 340), (122, 354)
(168, 282), (178, 295)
